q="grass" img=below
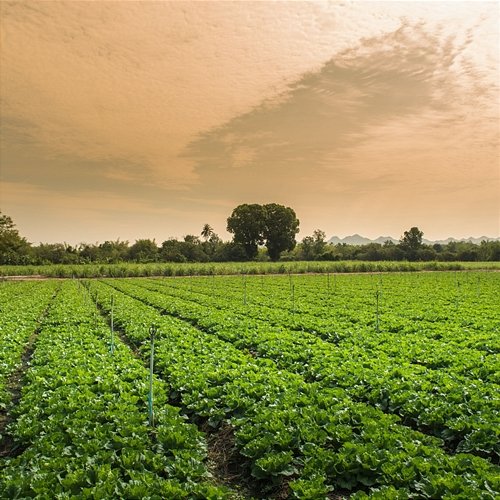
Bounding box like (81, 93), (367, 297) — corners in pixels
(1, 260), (499, 278)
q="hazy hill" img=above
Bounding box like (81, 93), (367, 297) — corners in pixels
(328, 235), (499, 246)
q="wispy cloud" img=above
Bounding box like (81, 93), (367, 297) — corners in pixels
(187, 18), (496, 167)
(2, 1), (385, 188)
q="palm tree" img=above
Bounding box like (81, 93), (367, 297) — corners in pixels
(201, 223), (214, 241)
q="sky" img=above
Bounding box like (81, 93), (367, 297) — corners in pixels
(1, 0), (499, 245)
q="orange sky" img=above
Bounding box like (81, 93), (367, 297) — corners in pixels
(1, 1), (499, 244)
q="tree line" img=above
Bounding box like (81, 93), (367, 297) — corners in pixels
(1, 207), (499, 265)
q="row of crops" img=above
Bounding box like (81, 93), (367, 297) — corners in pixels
(84, 273), (499, 498)
(1, 272), (499, 498)
(0, 281), (58, 411)
(99, 275), (499, 458)
(0, 281), (233, 498)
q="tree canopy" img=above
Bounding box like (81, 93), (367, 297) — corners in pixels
(399, 227), (424, 260)
(227, 203), (299, 260)
(0, 211), (31, 264)
(300, 229), (327, 260)
(262, 203), (300, 260)
(201, 224), (214, 241)
(226, 204), (266, 259)
(128, 239), (158, 263)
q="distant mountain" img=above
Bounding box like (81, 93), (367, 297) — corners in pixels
(328, 234), (499, 246)
(373, 236), (399, 245)
(422, 236), (500, 245)
(328, 234), (397, 245)
(328, 234), (374, 245)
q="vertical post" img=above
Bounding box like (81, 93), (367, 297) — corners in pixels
(94, 292), (99, 326)
(148, 325), (156, 427)
(110, 295), (115, 354)
(375, 290), (380, 333)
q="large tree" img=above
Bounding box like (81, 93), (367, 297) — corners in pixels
(262, 203), (300, 260)
(226, 204), (266, 259)
(227, 203), (299, 260)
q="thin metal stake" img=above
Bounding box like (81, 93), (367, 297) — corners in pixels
(94, 292), (99, 325)
(110, 295), (115, 354)
(148, 325), (156, 427)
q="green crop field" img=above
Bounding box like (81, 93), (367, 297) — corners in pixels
(1, 272), (499, 498)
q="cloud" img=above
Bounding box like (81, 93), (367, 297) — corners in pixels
(182, 16), (499, 237)
(1, 1), (498, 241)
(1, 1), (389, 188)
(185, 19), (496, 185)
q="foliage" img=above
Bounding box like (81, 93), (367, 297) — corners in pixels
(399, 227), (424, 261)
(1, 260), (499, 278)
(226, 204), (266, 259)
(0, 281), (231, 498)
(300, 229), (328, 260)
(0, 211), (31, 265)
(1, 212), (499, 266)
(227, 203), (299, 260)
(128, 239), (159, 262)
(262, 203), (300, 261)
(2, 275), (499, 497)
(201, 223), (214, 241)
(82, 274), (499, 497)
(0, 282), (57, 409)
